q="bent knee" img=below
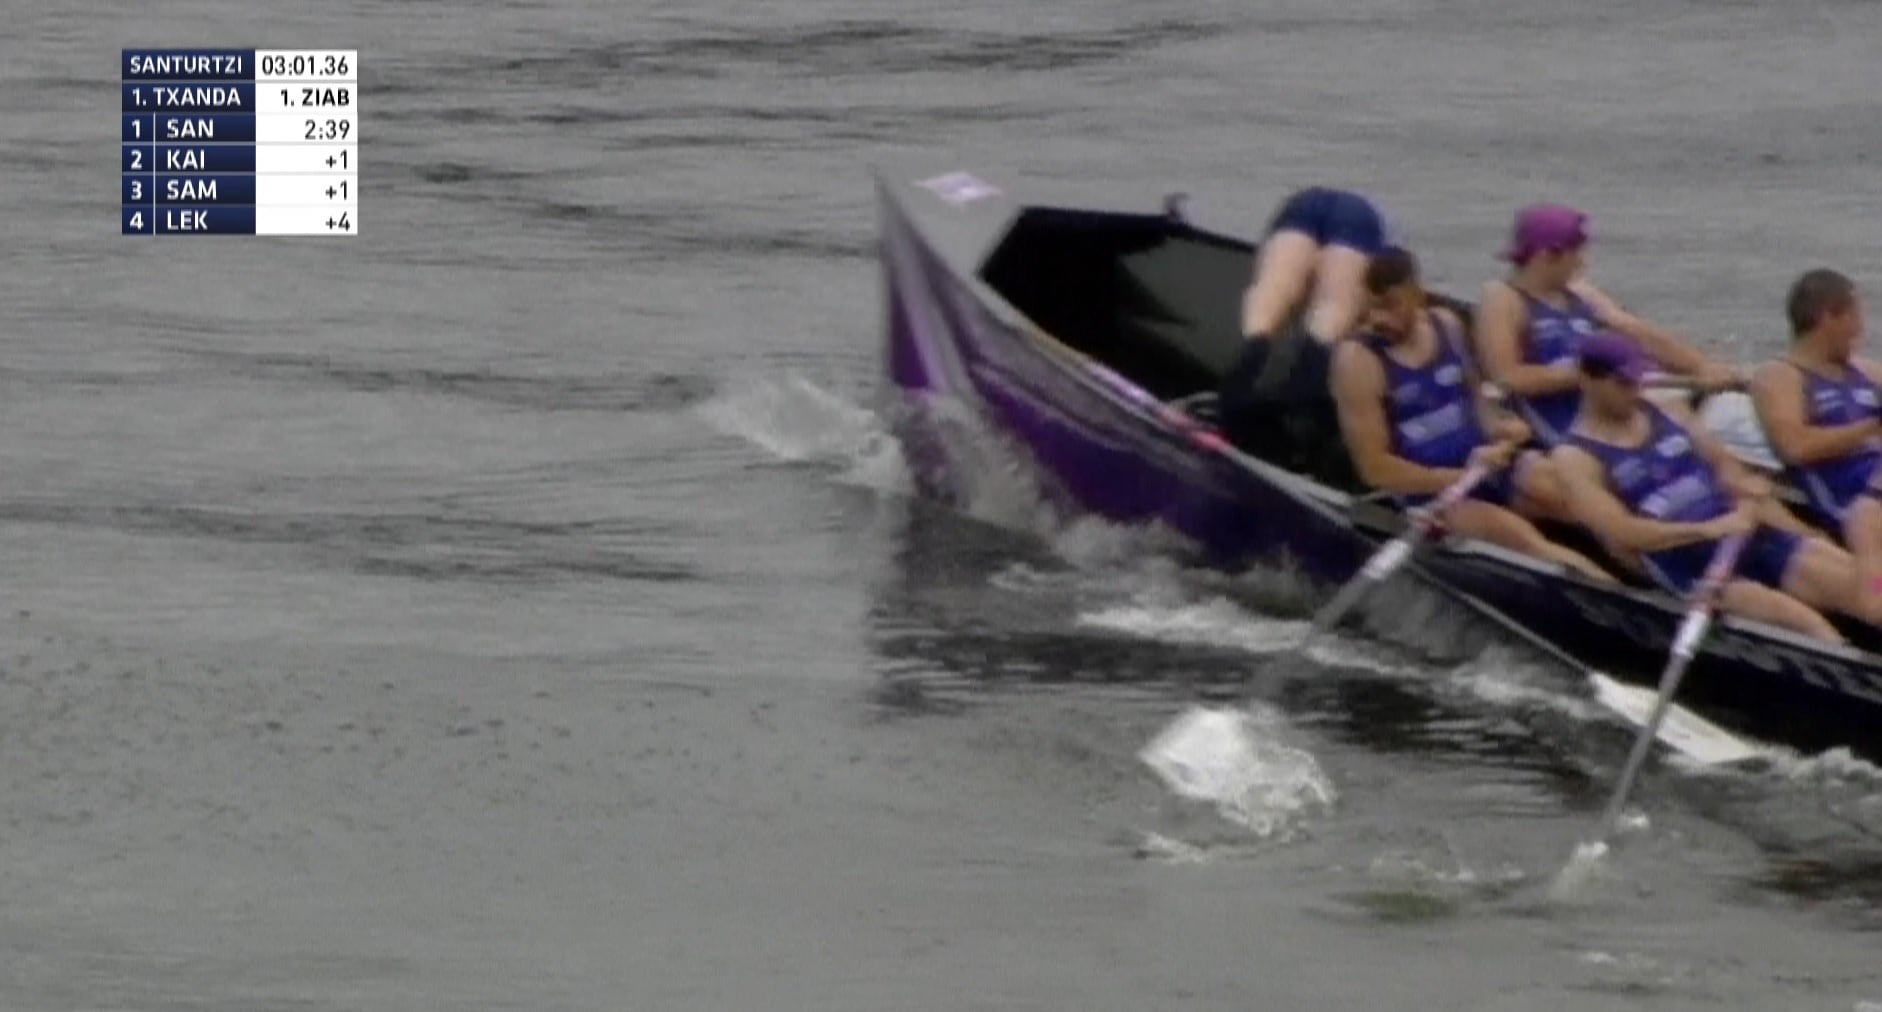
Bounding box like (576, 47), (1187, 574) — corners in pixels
(1447, 501), (1542, 546)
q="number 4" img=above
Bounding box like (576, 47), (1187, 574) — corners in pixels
(129, 212), (143, 230)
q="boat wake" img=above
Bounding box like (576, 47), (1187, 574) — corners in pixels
(699, 372), (1197, 567)
(1075, 592), (1416, 678)
(696, 371), (911, 493)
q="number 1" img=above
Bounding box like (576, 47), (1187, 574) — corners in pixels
(131, 118), (141, 139)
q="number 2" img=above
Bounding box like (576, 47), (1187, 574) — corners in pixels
(131, 149), (141, 170)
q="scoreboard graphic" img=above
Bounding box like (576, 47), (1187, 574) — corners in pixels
(121, 49), (357, 236)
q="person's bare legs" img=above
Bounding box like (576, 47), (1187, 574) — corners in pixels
(1841, 498), (1882, 625)
(1508, 451), (1577, 525)
(1302, 243), (1373, 344)
(1777, 530), (1870, 630)
(1442, 499), (1617, 584)
(1240, 229), (1320, 338)
(1716, 578), (1845, 644)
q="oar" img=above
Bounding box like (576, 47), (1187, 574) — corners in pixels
(1138, 462), (1492, 802)
(1479, 373), (1741, 404)
(1572, 531), (1748, 857)
(1305, 462), (1492, 639)
(1445, 584), (1761, 767)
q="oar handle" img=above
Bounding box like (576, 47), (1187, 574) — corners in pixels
(1667, 530), (1747, 662)
(1479, 372), (1745, 402)
(1407, 462), (1493, 534)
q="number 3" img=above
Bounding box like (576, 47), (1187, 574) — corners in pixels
(131, 180), (142, 200)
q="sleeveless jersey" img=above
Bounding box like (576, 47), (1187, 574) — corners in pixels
(1781, 361), (1882, 524)
(1566, 402), (1731, 526)
(1360, 310), (1485, 470)
(1511, 287), (1602, 443)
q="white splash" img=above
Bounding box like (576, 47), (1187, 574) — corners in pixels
(1140, 702), (1337, 837)
(698, 372), (889, 467)
(1766, 745), (1882, 787)
(1076, 590), (1420, 678)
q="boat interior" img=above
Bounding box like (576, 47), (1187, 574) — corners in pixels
(978, 203), (1257, 404)
(974, 203), (1882, 652)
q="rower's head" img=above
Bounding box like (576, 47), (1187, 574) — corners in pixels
(1363, 245), (1424, 338)
(1502, 204), (1589, 287)
(1787, 267), (1863, 360)
(1577, 332), (1647, 419)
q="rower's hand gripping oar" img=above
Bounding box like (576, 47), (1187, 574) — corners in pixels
(1562, 530), (1748, 871)
(1305, 461), (1493, 639)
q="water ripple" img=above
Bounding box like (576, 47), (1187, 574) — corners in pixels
(173, 350), (716, 413)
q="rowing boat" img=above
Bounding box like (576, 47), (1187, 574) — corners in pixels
(875, 164), (1882, 761)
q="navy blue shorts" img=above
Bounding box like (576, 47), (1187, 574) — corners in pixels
(1266, 187), (1387, 255)
(1642, 524), (1802, 597)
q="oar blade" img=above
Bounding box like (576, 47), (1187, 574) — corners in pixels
(1588, 671), (1762, 766)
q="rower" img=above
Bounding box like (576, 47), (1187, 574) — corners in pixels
(1748, 267), (1882, 624)
(1329, 246), (1616, 583)
(1218, 187), (1391, 486)
(1475, 204), (1743, 445)
(1551, 333), (1857, 644)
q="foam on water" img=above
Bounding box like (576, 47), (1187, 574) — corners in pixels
(700, 372), (903, 477)
(1076, 587), (1461, 680)
(1769, 745), (1882, 788)
(1139, 700), (1338, 840)
(701, 373), (1195, 572)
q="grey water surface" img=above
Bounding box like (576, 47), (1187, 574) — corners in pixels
(8, 0), (1882, 1008)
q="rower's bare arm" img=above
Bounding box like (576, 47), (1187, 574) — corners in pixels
(1749, 361), (1880, 465)
(1449, 307), (1528, 441)
(1331, 342), (1464, 496)
(1477, 282), (1579, 396)
(1570, 280), (1710, 375)
(1552, 445), (1719, 552)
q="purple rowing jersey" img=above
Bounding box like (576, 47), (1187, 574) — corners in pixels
(1361, 310), (1485, 470)
(1513, 288), (1602, 442)
(1567, 403), (1730, 525)
(1567, 402), (1803, 596)
(1782, 361), (1882, 525)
